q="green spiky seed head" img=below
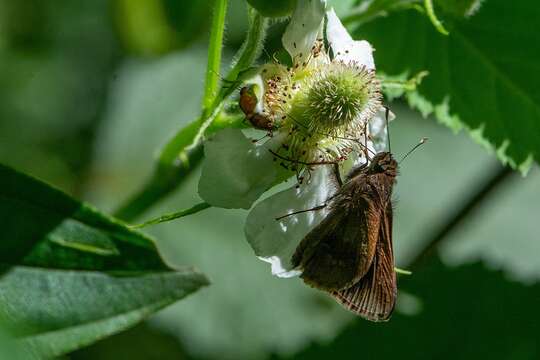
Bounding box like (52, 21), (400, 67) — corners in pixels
(289, 63), (380, 137)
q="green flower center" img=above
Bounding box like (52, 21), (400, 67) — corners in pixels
(289, 63), (378, 137)
(307, 70), (368, 127)
(258, 56), (381, 167)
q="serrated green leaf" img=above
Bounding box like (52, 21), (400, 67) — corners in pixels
(0, 164), (209, 357)
(357, 0), (540, 171)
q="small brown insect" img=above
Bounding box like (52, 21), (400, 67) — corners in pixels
(291, 152), (398, 322)
(239, 86), (274, 131)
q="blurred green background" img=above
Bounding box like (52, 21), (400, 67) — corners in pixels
(1, 1), (539, 359)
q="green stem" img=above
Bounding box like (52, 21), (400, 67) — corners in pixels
(222, 7), (267, 87)
(159, 118), (202, 167)
(424, 0), (449, 35)
(130, 202), (211, 229)
(113, 145), (204, 221)
(162, 9), (267, 163)
(202, 0), (228, 112)
(113, 9), (267, 222)
(158, 9), (266, 168)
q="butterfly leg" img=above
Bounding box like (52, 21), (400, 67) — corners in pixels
(251, 132), (271, 144)
(333, 162), (343, 187)
(275, 204), (327, 221)
(268, 150), (338, 167)
(363, 122), (371, 162)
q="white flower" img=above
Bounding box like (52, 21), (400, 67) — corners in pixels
(325, 9), (375, 69)
(198, 0), (393, 276)
(245, 163), (337, 277)
(282, 0), (326, 62)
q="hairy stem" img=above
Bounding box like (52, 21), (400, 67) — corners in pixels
(113, 146), (204, 221)
(202, 0), (228, 112)
(113, 9), (267, 222)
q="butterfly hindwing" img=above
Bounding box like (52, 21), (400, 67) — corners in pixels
(332, 202), (396, 322)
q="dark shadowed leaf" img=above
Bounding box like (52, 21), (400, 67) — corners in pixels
(281, 256), (540, 360)
(69, 323), (201, 360)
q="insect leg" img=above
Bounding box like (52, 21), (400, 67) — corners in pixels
(363, 122), (370, 162)
(333, 162), (343, 187)
(268, 150), (338, 166)
(251, 133), (270, 144)
(275, 204), (328, 221)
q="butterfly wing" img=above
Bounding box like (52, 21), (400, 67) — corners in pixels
(291, 180), (380, 292)
(331, 202), (396, 322)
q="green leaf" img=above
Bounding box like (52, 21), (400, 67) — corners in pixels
(0, 329), (30, 360)
(283, 257), (540, 359)
(357, 0), (540, 171)
(0, 164), (209, 357)
(1, 267), (207, 359)
(0, 163), (166, 271)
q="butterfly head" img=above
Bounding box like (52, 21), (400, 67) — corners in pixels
(368, 152), (398, 177)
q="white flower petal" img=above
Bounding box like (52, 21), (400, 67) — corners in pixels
(199, 128), (278, 209)
(282, 0), (326, 62)
(326, 8), (375, 69)
(369, 107), (395, 152)
(245, 165), (338, 277)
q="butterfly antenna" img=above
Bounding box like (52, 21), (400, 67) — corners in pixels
(399, 137), (428, 164)
(385, 106), (392, 153)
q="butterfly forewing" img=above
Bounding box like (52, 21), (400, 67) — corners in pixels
(291, 196), (379, 291)
(332, 202), (396, 322)
(291, 169), (382, 292)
